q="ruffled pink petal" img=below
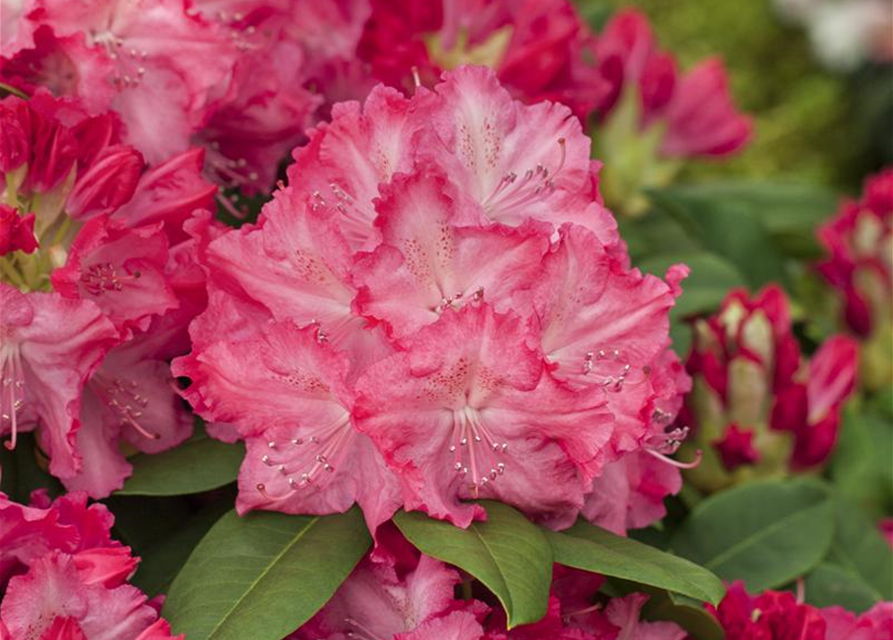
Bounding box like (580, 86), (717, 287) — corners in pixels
(421, 66), (597, 232)
(306, 554), (463, 639)
(353, 169), (551, 341)
(111, 148), (217, 243)
(1, 285), (119, 481)
(356, 303), (611, 528)
(52, 217), (177, 335)
(0, 552), (158, 640)
(288, 84), (429, 251)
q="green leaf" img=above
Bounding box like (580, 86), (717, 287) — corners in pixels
(638, 252), (747, 319)
(804, 563), (883, 613)
(640, 590), (726, 640)
(821, 498), (893, 607)
(163, 507), (371, 640)
(132, 501), (231, 597)
(0, 433), (63, 502)
(650, 182), (838, 259)
(394, 501), (552, 628)
(546, 520), (725, 605)
(671, 478), (835, 591)
(117, 425), (244, 496)
(829, 405), (893, 518)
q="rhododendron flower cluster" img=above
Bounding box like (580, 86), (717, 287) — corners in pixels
(680, 285), (859, 493)
(818, 167), (892, 392)
(712, 582), (893, 640)
(289, 539), (687, 640)
(0, 490), (181, 639)
(174, 65), (692, 535)
(0, 89), (216, 497)
(0, 0), (371, 205)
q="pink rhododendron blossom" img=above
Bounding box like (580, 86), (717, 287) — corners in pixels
(176, 66), (687, 532)
(0, 89), (215, 495)
(0, 491), (182, 639)
(821, 602), (893, 640)
(357, 0), (605, 121)
(293, 553), (476, 640)
(681, 285), (859, 492)
(0, 204), (37, 256)
(356, 303), (612, 528)
(818, 168), (893, 391)
(594, 9), (752, 159)
(0, 284), (119, 481)
(710, 582), (827, 640)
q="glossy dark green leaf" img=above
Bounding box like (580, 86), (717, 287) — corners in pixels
(829, 406), (893, 518)
(394, 502), (552, 628)
(163, 508), (370, 640)
(641, 589), (726, 640)
(0, 433), (63, 502)
(671, 479), (834, 591)
(546, 520), (725, 605)
(650, 182), (838, 259)
(820, 498), (893, 608)
(132, 501), (231, 597)
(117, 425), (244, 496)
(804, 563), (883, 613)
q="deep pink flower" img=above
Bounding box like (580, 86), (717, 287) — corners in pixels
(110, 148), (217, 243)
(0, 491), (182, 638)
(0, 552), (175, 640)
(818, 168), (892, 338)
(818, 168), (892, 392)
(0, 204), (37, 256)
(357, 0), (605, 122)
(177, 319), (401, 533)
(0, 101), (29, 173)
(10, 0), (239, 164)
(65, 144), (144, 219)
(821, 602), (893, 640)
(711, 582), (826, 640)
(177, 66), (683, 532)
(353, 169), (552, 342)
(51, 217), (177, 335)
(682, 286), (858, 490)
(292, 553), (484, 640)
(355, 303), (612, 528)
(594, 9), (751, 159)
(0, 284), (119, 481)
(713, 424), (760, 471)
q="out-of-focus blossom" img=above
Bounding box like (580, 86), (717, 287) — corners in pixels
(357, 0), (605, 122)
(818, 168), (892, 391)
(592, 9), (752, 214)
(0, 90), (215, 497)
(681, 286), (858, 492)
(0, 490), (182, 639)
(288, 546), (686, 640)
(711, 582), (893, 640)
(0, 204), (37, 255)
(1, 0), (373, 210)
(175, 66), (689, 535)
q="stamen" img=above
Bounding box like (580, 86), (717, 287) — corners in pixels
(449, 406), (508, 497)
(644, 447), (703, 469)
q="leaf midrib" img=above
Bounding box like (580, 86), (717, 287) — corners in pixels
(471, 522), (513, 619)
(204, 516), (318, 640)
(553, 531), (717, 603)
(701, 501), (827, 572)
